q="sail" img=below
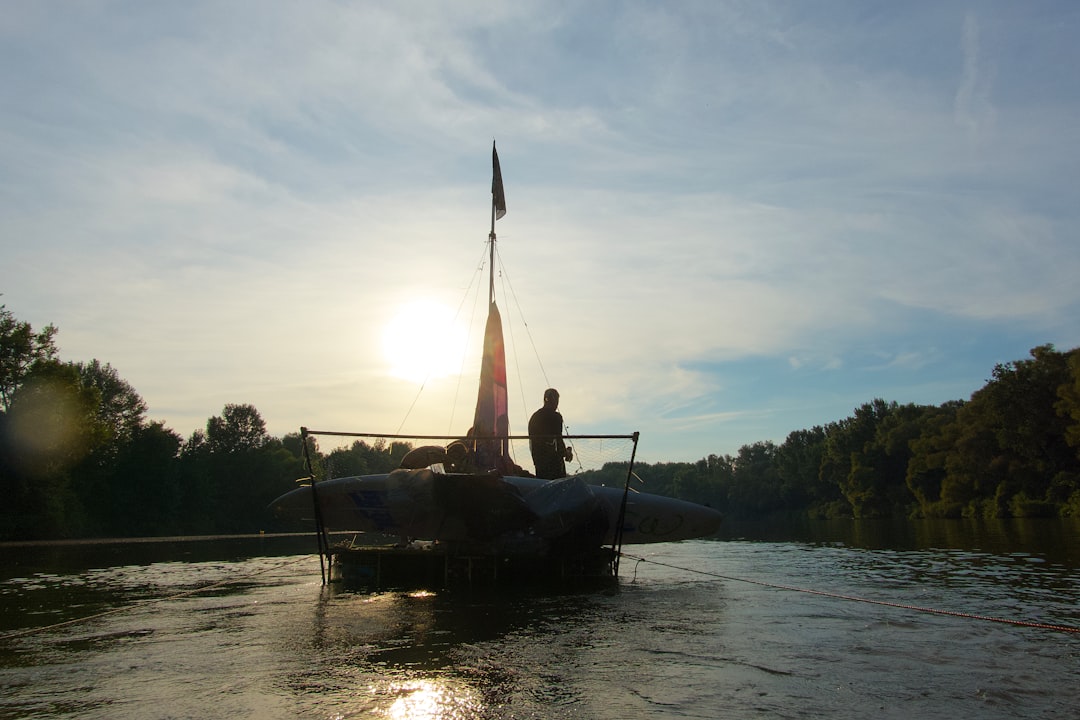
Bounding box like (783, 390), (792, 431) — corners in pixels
(471, 300), (509, 471)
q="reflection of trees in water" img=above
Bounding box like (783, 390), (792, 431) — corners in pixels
(720, 516), (1080, 566)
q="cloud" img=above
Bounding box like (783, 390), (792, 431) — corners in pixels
(955, 11), (996, 139)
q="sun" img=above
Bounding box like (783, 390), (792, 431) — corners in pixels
(381, 298), (468, 383)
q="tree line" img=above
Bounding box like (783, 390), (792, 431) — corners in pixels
(0, 305), (412, 540)
(583, 344), (1080, 521)
(2, 304), (1079, 540)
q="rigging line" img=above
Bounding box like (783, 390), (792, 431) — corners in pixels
(620, 552), (1080, 636)
(494, 248), (552, 467)
(495, 249), (528, 441)
(495, 251), (540, 466)
(449, 244), (489, 432)
(448, 243), (491, 434)
(395, 381), (430, 437)
(0, 555), (313, 642)
(495, 248), (583, 474)
(495, 251), (551, 390)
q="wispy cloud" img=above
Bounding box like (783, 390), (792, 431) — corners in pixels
(955, 10), (997, 140)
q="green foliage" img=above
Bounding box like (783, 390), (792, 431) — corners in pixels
(810, 399), (926, 518)
(173, 405), (304, 534)
(75, 421), (184, 537)
(727, 441), (782, 515)
(75, 359), (147, 444)
(324, 439), (408, 477)
(0, 361), (108, 538)
(774, 426), (832, 512)
(905, 401), (964, 517)
(205, 403), (270, 454)
(1055, 351), (1080, 454)
(921, 345), (1080, 519)
(0, 305), (59, 412)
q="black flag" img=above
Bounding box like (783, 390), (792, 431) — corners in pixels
(492, 141), (507, 220)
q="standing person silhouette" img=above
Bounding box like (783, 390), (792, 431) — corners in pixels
(528, 388), (573, 479)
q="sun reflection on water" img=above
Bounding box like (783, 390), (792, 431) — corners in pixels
(406, 590), (437, 599)
(386, 678), (483, 720)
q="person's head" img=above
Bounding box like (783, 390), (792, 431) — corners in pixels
(543, 388), (559, 408)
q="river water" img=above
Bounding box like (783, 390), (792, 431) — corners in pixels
(1, 520), (1078, 719)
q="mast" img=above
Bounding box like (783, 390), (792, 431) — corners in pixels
(489, 220), (496, 304)
(471, 142), (510, 472)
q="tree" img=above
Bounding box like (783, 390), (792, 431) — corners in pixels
(78, 421), (183, 536)
(987, 346), (1074, 488)
(179, 404), (272, 531)
(0, 361), (108, 538)
(0, 305), (58, 411)
(1055, 349), (1080, 455)
(3, 361), (108, 480)
(905, 401), (964, 516)
(917, 346), (1080, 518)
(325, 438), (406, 477)
(820, 400), (888, 517)
(866, 402), (931, 516)
(727, 441), (782, 516)
(206, 403), (269, 454)
(672, 454), (730, 510)
(774, 426), (840, 515)
(818, 400), (926, 518)
(173, 404), (305, 533)
(75, 359), (147, 444)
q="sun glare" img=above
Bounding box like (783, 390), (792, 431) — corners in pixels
(386, 679), (482, 719)
(381, 299), (468, 383)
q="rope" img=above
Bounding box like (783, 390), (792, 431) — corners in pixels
(0, 555), (312, 642)
(447, 244), (489, 435)
(622, 552), (1080, 635)
(495, 250), (551, 393)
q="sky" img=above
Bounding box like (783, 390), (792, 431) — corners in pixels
(2, 1), (1079, 465)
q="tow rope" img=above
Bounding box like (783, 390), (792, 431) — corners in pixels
(622, 552), (1080, 635)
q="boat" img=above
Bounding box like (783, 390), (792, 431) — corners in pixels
(269, 143), (722, 584)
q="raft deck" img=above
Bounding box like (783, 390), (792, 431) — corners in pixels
(328, 541), (618, 590)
